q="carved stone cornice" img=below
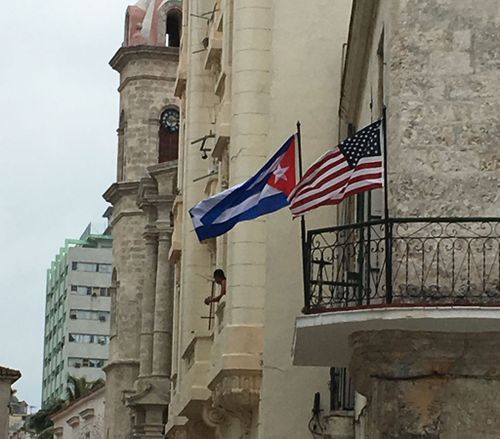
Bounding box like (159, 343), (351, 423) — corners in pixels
(148, 162), (178, 198)
(137, 177), (159, 210)
(103, 181), (140, 205)
(110, 45), (179, 73)
(147, 160), (178, 177)
(209, 370), (261, 411)
(102, 358), (139, 373)
(125, 376), (170, 408)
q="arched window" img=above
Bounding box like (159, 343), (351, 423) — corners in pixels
(166, 10), (181, 47)
(159, 108), (179, 163)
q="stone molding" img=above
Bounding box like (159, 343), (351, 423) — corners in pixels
(110, 45), (179, 73)
(209, 370), (261, 410)
(137, 177), (159, 209)
(103, 181), (140, 205)
(126, 378), (170, 408)
(66, 416), (80, 428)
(118, 74), (176, 92)
(79, 408), (95, 421)
(102, 358), (139, 373)
(147, 160), (178, 177)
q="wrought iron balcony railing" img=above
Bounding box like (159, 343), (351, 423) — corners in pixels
(304, 218), (500, 313)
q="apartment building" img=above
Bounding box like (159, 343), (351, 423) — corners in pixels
(42, 224), (112, 407)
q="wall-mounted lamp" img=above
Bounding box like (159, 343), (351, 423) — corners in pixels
(191, 130), (215, 159)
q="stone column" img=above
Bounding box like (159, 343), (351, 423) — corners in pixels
(138, 224), (158, 380)
(349, 330), (500, 439)
(152, 219), (174, 378)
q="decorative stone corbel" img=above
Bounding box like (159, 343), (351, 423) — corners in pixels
(209, 371), (262, 437)
(201, 403), (226, 439)
(202, 403), (226, 428)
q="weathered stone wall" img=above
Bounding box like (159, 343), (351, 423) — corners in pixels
(104, 47), (179, 439)
(0, 380), (12, 439)
(388, 0), (500, 217)
(116, 48), (178, 181)
(350, 330), (500, 439)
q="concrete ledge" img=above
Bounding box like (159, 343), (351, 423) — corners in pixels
(293, 306), (500, 367)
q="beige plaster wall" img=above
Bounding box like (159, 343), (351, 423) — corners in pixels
(261, 1), (352, 438)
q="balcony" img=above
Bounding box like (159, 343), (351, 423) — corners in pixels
(305, 217), (500, 312)
(294, 218), (500, 367)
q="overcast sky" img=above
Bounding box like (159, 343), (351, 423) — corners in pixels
(0, 0), (130, 409)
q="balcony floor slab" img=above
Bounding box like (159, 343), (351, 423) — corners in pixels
(293, 306), (500, 367)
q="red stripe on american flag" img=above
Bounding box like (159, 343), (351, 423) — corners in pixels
(290, 170), (382, 213)
(289, 145), (383, 216)
(291, 161), (382, 207)
(291, 183), (383, 215)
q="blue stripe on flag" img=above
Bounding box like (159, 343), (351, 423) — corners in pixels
(189, 136), (295, 241)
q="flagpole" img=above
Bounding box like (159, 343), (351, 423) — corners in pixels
(382, 106), (389, 221)
(296, 121), (309, 311)
(382, 105), (392, 303)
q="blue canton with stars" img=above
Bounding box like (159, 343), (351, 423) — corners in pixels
(339, 119), (382, 168)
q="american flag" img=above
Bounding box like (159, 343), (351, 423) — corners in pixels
(289, 119), (384, 217)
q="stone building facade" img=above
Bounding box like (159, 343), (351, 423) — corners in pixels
(293, 1), (500, 438)
(0, 366), (21, 439)
(51, 385), (105, 439)
(102, 1), (181, 438)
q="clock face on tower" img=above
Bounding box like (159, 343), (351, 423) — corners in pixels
(161, 109), (180, 133)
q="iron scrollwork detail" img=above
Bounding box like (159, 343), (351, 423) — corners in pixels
(304, 218), (500, 312)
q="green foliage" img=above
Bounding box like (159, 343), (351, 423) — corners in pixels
(26, 376), (104, 438)
(66, 375), (104, 401)
(25, 398), (64, 439)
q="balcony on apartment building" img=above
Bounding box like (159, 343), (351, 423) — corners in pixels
(294, 217), (500, 368)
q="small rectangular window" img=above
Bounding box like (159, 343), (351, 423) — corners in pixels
(98, 264), (112, 273)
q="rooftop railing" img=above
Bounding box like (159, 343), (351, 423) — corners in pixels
(304, 218), (500, 313)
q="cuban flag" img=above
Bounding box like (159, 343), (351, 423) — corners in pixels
(190, 136), (296, 241)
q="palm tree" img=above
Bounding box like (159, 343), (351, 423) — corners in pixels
(66, 375), (104, 402)
(25, 399), (64, 439)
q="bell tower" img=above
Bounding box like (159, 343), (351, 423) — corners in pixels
(103, 1), (181, 438)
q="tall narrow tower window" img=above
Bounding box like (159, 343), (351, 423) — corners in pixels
(159, 109), (179, 163)
(166, 11), (181, 47)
